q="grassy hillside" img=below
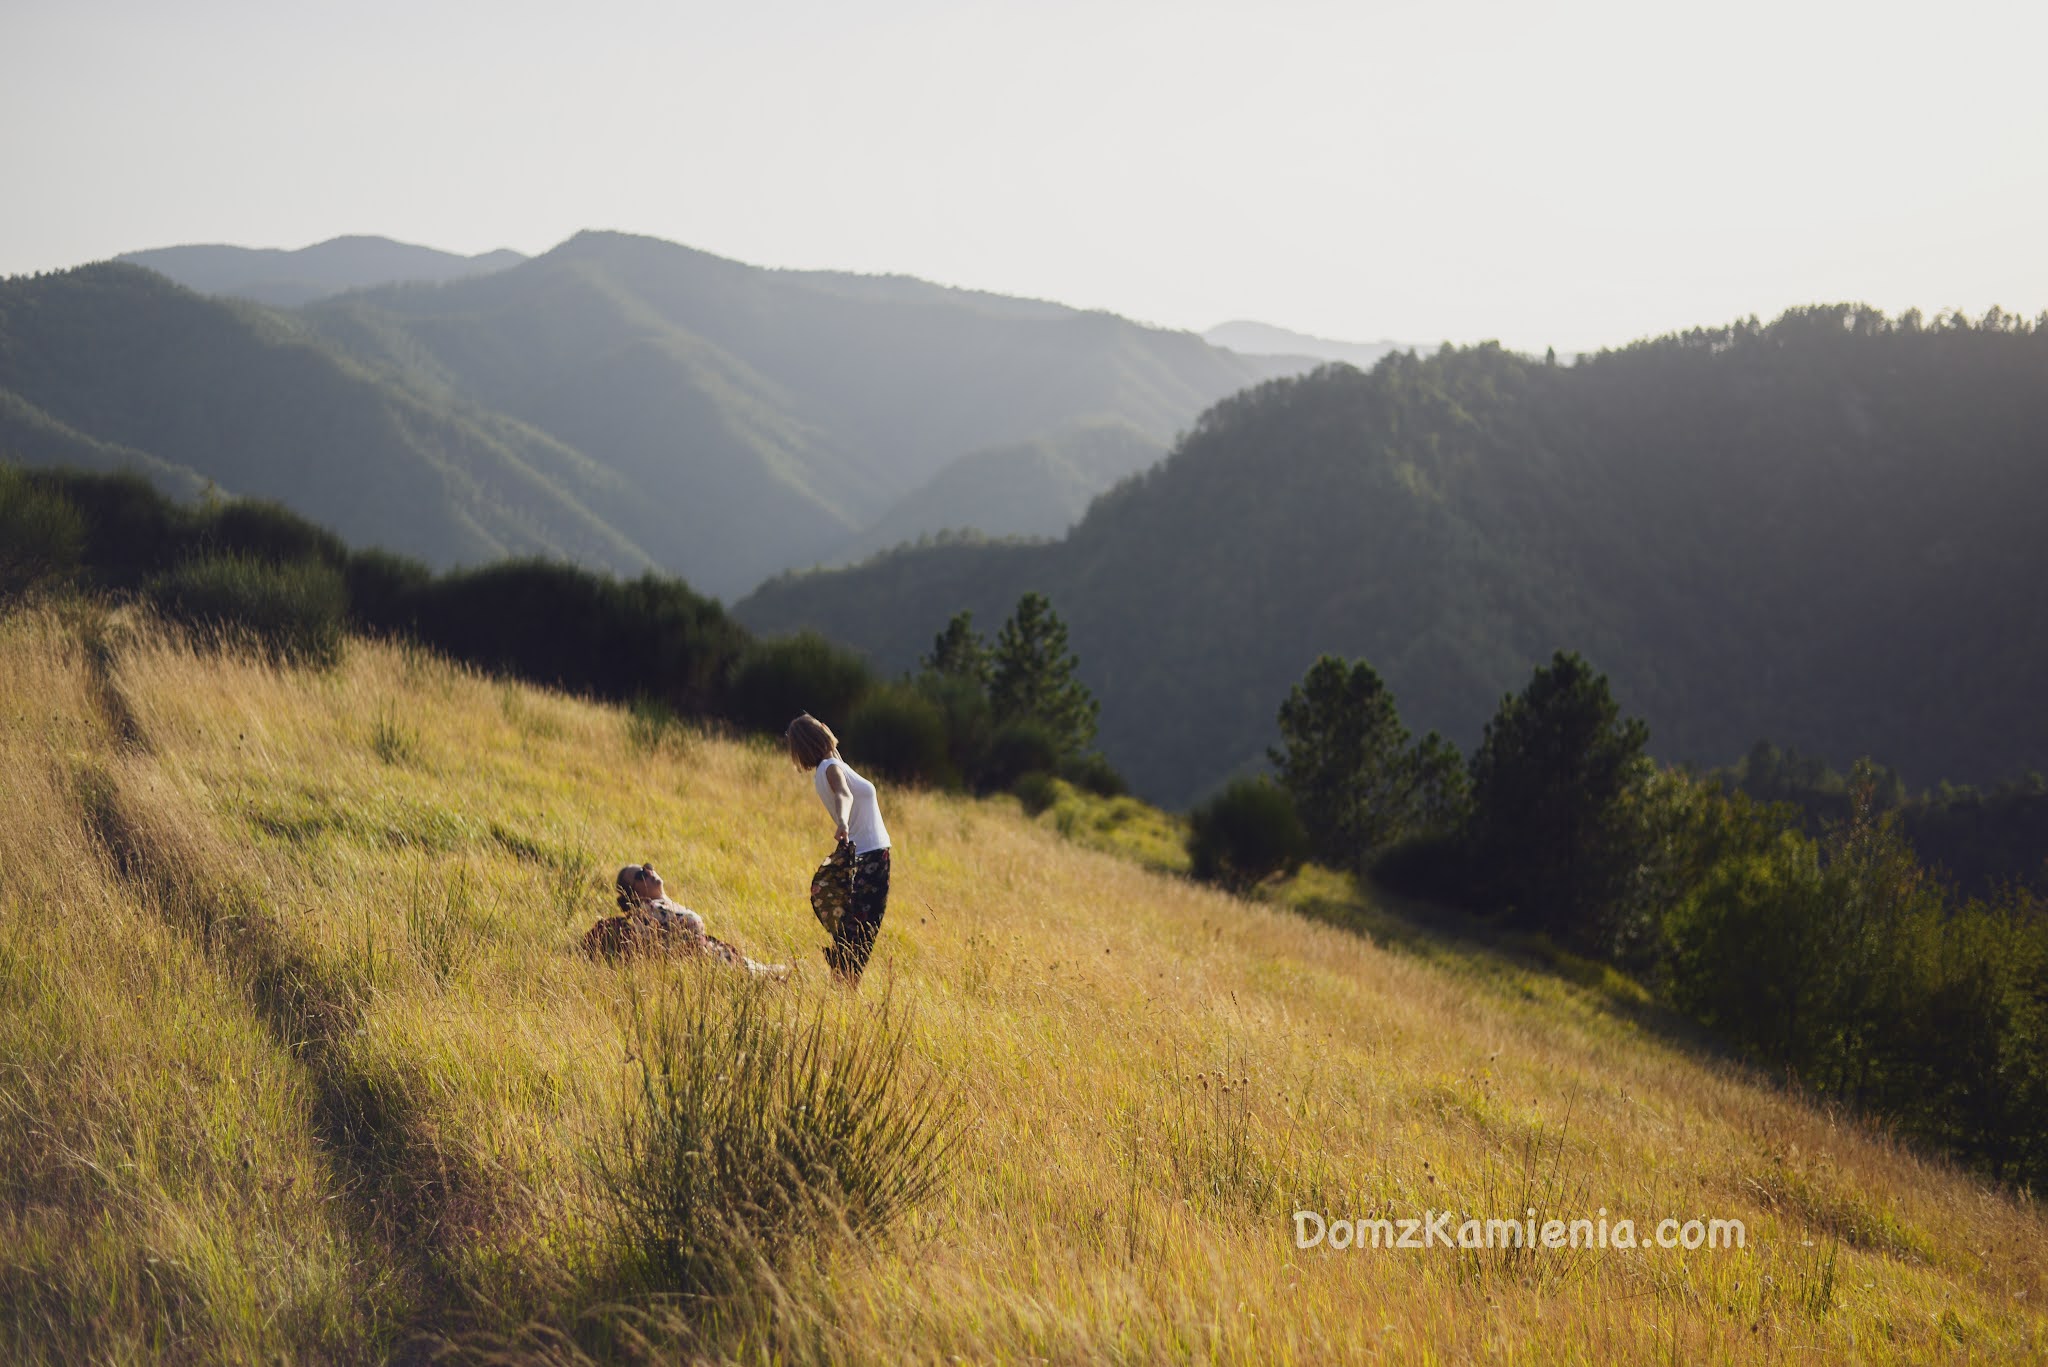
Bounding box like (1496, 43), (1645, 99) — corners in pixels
(737, 308), (2048, 803)
(2, 605), (2043, 1362)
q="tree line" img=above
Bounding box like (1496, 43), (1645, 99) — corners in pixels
(734, 305), (2048, 807)
(1720, 742), (2048, 899)
(0, 464), (1116, 801)
(1188, 649), (2048, 1189)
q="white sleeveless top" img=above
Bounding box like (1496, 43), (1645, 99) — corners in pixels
(814, 755), (891, 855)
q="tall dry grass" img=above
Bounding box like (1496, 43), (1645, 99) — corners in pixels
(1, 602), (2043, 1362)
(0, 607), (389, 1363)
(597, 973), (961, 1299)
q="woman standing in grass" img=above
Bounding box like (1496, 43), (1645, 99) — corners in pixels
(786, 713), (891, 985)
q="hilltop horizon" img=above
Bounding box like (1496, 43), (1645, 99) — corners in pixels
(90, 228), (1421, 357)
(0, 229), (1306, 597)
(24, 224), (1958, 362)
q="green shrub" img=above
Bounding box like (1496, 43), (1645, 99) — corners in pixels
(380, 560), (750, 719)
(148, 553), (347, 666)
(1013, 770), (1061, 817)
(913, 671), (995, 785)
(1663, 830), (1837, 1069)
(1660, 792), (2048, 1187)
(1058, 750), (1127, 798)
(598, 974), (961, 1296)
(0, 468), (84, 598)
(19, 468), (192, 590)
(842, 682), (955, 788)
(204, 498), (348, 568)
(1370, 830), (1474, 905)
(977, 719), (1062, 794)
(1187, 777), (1310, 893)
(343, 548), (432, 633)
(725, 632), (874, 737)
(1906, 898), (2048, 1183)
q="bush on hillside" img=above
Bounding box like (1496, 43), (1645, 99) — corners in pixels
(204, 498), (348, 568)
(724, 631), (874, 738)
(1369, 830), (1475, 906)
(617, 573), (756, 718)
(1012, 770), (1061, 817)
(1663, 791), (2048, 1184)
(21, 469), (191, 590)
(384, 559), (620, 691)
(599, 974), (961, 1295)
(360, 561), (753, 720)
(0, 468), (85, 598)
(912, 670), (995, 786)
(1187, 777), (1310, 893)
(148, 553), (347, 666)
(342, 548), (433, 633)
(1057, 750), (1127, 798)
(842, 682), (954, 788)
(977, 718), (1063, 794)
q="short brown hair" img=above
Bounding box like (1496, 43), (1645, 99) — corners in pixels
(785, 713), (838, 769)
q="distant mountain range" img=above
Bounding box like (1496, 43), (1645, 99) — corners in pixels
(737, 309), (2048, 805)
(1203, 320), (1410, 369)
(824, 419), (1166, 565)
(3, 232), (1306, 597)
(117, 236), (527, 308)
(0, 264), (649, 571)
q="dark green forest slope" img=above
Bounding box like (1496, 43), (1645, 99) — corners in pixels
(737, 307), (2048, 804)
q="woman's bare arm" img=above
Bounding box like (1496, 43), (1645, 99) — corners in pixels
(826, 763), (853, 842)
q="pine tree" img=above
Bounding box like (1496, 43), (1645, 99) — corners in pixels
(988, 592), (1097, 757)
(1465, 651), (1652, 951)
(1269, 655), (1420, 866)
(921, 610), (991, 690)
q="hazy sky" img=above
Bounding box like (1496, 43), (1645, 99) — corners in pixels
(4, 0), (2043, 352)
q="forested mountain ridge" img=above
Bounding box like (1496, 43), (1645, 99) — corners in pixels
(825, 419), (1166, 563)
(0, 264), (653, 571)
(301, 230), (1293, 591)
(5, 232), (1296, 597)
(117, 235), (527, 307)
(736, 307), (2048, 804)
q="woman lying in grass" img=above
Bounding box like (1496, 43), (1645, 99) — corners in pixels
(584, 862), (790, 978)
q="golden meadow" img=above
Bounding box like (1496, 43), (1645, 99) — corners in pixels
(1, 604), (2042, 1363)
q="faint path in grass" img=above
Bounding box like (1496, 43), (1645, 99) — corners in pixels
(72, 634), (504, 1362)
